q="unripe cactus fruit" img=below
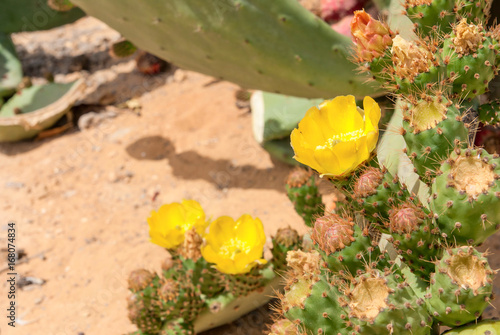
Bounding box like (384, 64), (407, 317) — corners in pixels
(389, 35), (440, 93)
(352, 166), (410, 222)
(386, 201), (441, 279)
(271, 227), (301, 272)
(285, 168), (323, 227)
(281, 252), (353, 335)
(401, 94), (469, 182)
(442, 20), (497, 99)
(268, 318), (302, 335)
(311, 213), (388, 275)
(425, 246), (494, 327)
(431, 148), (500, 245)
(341, 268), (432, 335)
(128, 269), (155, 292)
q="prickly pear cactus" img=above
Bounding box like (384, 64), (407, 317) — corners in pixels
(276, 2), (500, 334)
(70, 0), (383, 98)
(127, 200), (301, 334)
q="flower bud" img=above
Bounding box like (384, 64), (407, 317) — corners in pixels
(351, 10), (393, 61)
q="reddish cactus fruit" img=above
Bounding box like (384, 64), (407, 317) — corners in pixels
(312, 214), (356, 254)
(128, 269), (155, 292)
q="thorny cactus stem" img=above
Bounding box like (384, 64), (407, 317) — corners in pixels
(281, 1), (500, 334)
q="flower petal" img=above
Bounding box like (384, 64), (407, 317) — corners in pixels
(296, 106), (327, 146)
(320, 95), (364, 135)
(313, 146), (343, 176)
(291, 130), (323, 173)
(363, 96), (381, 134)
(206, 216), (236, 248)
(148, 200), (206, 249)
(331, 140), (359, 174)
(235, 215), (266, 248)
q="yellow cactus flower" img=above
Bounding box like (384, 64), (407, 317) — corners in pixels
(148, 200), (208, 249)
(201, 214), (267, 275)
(291, 95), (380, 177)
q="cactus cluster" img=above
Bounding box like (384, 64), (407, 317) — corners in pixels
(126, 201), (302, 334)
(273, 1), (500, 334)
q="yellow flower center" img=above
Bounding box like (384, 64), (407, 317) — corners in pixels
(317, 129), (365, 150)
(219, 238), (251, 260)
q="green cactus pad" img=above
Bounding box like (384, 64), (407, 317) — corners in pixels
(285, 167), (323, 227)
(401, 95), (469, 183)
(70, 0), (382, 98)
(430, 148), (500, 245)
(478, 99), (500, 126)
(0, 0), (85, 33)
(342, 268), (432, 335)
(403, 0), (455, 35)
(425, 246), (494, 327)
(0, 80), (84, 142)
(0, 33), (22, 98)
(455, 0), (492, 24)
(442, 319), (500, 334)
(221, 265), (268, 298)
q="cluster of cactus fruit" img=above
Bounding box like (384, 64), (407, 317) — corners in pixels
(274, 1), (500, 334)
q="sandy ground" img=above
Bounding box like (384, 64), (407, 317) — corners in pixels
(0, 17), (307, 335)
(2, 15), (500, 335)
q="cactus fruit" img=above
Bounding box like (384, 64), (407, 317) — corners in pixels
(280, 250), (354, 335)
(400, 93), (469, 183)
(351, 165), (411, 222)
(386, 200), (441, 278)
(271, 227), (302, 272)
(442, 19), (498, 99)
(430, 148), (500, 245)
(425, 246), (494, 327)
(340, 268), (432, 334)
(268, 318), (302, 335)
(311, 213), (389, 275)
(285, 167), (323, 227)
